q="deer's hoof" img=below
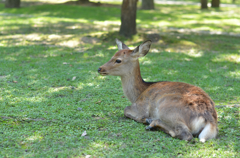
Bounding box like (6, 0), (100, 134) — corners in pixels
(145, 118), (153, 125)
(146, 126), (153, 130)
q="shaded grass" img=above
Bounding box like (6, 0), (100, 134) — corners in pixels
(0, 3), (240, 34)
(0, 2), (239, 158)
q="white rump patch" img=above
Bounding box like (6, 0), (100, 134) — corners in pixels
(199, 123), (217, 143)
(191, 117), (206, 134)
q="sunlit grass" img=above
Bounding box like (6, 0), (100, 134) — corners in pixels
(183, 49), (204, 57)
(213, 54), (240, 63)
(174, 0), (240, 4)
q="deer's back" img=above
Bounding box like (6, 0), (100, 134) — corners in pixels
(137, 81), (217, 125)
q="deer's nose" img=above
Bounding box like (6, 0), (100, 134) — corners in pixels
(98, 68), (101, 73)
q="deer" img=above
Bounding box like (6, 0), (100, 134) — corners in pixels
(98, 39), (218, 142)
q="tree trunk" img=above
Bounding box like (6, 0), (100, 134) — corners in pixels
(201, 0), (208, 9)
(119, 0), (138, 37)
(211, 0), (220, 7)
(5, 0), (21, 8)
(141, 0), (154, 10)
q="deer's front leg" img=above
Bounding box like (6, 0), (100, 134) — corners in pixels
(124, 103), (150, 124)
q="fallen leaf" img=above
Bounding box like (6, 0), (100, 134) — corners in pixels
(95, 100), (101, 104)
(85, 155), (91, 158)
(81, 131), (87, 137)
(63, 62), (68, 65)
(72, 76), (76, 81)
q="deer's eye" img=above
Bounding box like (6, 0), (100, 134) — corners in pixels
(116, 59), (122, 63)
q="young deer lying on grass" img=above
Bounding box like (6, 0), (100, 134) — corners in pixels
(98, 39), (218, 142)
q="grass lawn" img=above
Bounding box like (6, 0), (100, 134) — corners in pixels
(173, 0), (240, 5)
(0, 2), (239, 158)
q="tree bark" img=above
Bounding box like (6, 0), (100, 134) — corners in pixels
(211, 0), (220, 7)
(5, 0), (21, 8)
(141, 0), (154, 10)
(201, 0), (208, 9)
(119, 0), (138, 37)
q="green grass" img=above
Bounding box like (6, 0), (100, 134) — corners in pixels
(175, 0), (240, 5)
(0, 2), (239, 158)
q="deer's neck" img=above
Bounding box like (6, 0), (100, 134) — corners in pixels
(121, 61), (152, 103)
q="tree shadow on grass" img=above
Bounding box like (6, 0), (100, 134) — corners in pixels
(0, 15), (119, 47)
(0, 3), (121, 21)
(1, 3), (239, 35)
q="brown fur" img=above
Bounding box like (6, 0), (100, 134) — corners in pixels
(98, 39), (218, 142)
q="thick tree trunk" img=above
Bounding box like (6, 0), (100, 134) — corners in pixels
(5, 0), (21, 8)
(201, 0), (208, 9)
(211, 0), (220, 7)
(141, 0), (154, 10)
(119, 0), (138, 37)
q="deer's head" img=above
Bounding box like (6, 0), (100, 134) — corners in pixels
(98, 39), (152, 77)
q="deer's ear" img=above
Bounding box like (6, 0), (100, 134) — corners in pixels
(131, 40), (152, 59)
(116, 39), (129, 50)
